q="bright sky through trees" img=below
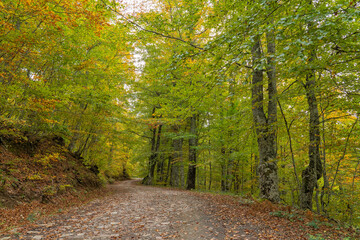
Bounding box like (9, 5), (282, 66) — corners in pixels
(121, 0), (156, 14)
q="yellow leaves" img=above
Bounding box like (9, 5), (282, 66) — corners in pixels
(74, 58), (97, 71)
(125, 53), (133, 60)
(185, 58), (196, 65)
(27, 173), (44, 181)
(331, 70), (336, 79)
(325, 110), (356, 124)
(34, 153), (64, 167)
(43, 118), (59, 124)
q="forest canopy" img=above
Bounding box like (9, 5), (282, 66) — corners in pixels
(1, 0), (360, 227)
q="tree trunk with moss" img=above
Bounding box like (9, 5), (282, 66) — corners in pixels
(251, 32), (280, 203)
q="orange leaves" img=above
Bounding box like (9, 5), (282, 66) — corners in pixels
(0, 21), (15, 35)
(29, 98), (59, 113)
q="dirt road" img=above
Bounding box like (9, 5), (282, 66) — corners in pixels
(1, 180), (254, 240)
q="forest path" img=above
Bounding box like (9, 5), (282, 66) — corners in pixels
(2, 179), (258, 240)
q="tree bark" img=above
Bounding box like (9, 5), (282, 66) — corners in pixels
(187, 114), (197, 190)
(300, 69), (322, 209)
(68, 103), (88, 153)
(320, 101), (330, 213)
(157, 138), (168, 183)
(170, 125), (183, 187)
(143, 123), (162, 185)
(251, 33), (280, 203)
(221, 147), (228, 192)
(278, 100), (301, 197)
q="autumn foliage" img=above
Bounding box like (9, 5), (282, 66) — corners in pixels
(1, 0), (360, 235)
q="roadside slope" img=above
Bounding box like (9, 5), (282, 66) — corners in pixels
(0, 128), (102, 232)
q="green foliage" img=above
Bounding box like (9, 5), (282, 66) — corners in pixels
(307, 220), (320, 230)
(34, 153), (64, 168)
(27, 173), (43, 181)
(0, 0), (135, 182)
(42, 186), (57, 197)
(27, 210), (42, 223)
(308, 234), (324, 240)
(1, 0), (360, 229)
(125, 0), (360, 227)
(59, 184), (72, 192)
(269, 211), (303, 222)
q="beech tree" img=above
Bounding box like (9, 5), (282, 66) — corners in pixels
(3, 0), (360, 227)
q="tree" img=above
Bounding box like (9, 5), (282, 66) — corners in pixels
(251, 30), (280, 203)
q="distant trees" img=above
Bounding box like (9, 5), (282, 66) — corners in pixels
(120, 0), (360, 226)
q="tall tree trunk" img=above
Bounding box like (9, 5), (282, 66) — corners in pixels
(300, 69), (322, 209)
(157, 156), (164, 182)
(165, 155), (171, 184)
(220, 155), (232, 192)
(226, 152), (234, 191)
(278, 100), (301, 198)
(226, 79), (236, 191)
(75, 131), (92, 157)
(143, 123), (162, 185)
(251, 32), (280, 203)
(187, 114), (197, 189)
(208, 141), (212, 191)
(208, 161), (212, 190)
(299, 10), (323, 208)
(157, 138), (168, 183)
(320, 101), (330, 213)
(68, 103), (88, 153)
(170, 125), (183, 187)
(142, 125), (157, 185)
(221, 147), (228, 192)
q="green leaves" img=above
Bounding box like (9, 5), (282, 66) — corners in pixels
(0, 0), (135, 180)
(2, 0), (360, 227)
